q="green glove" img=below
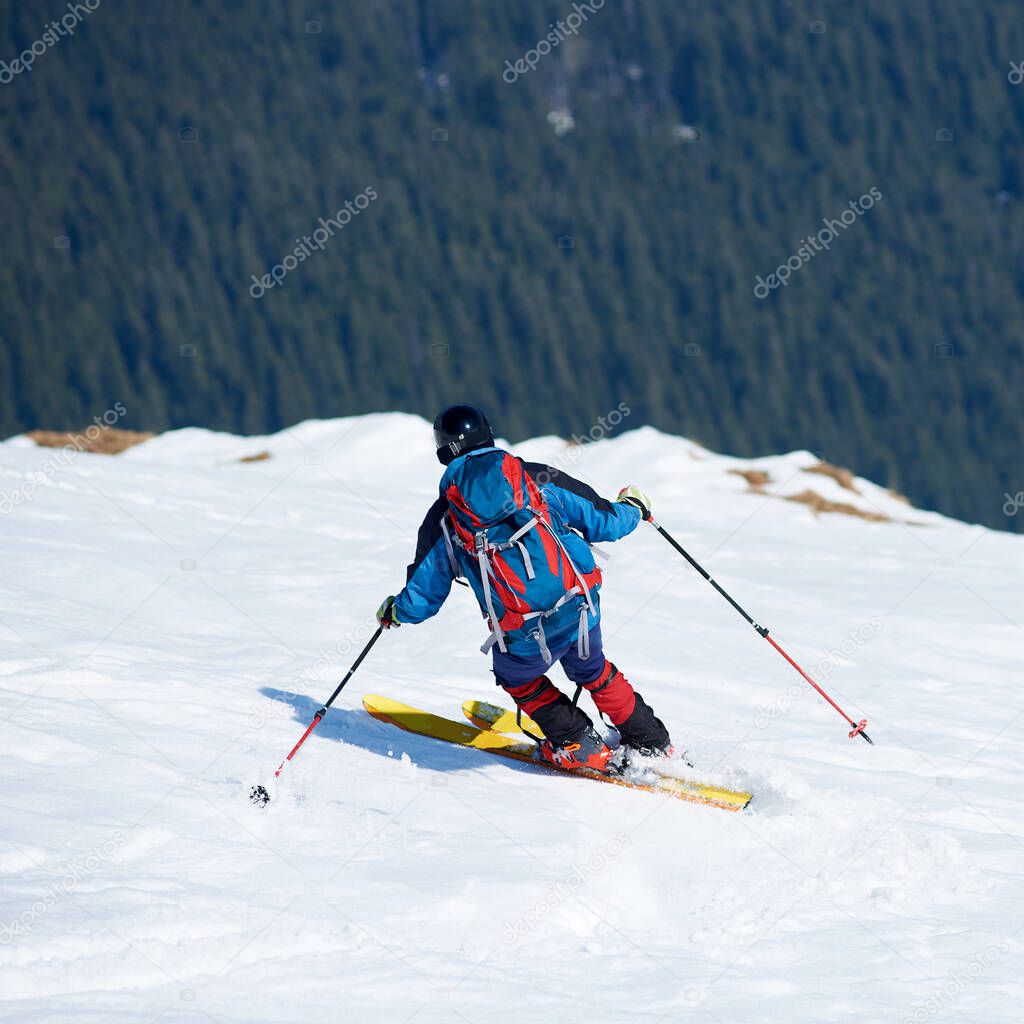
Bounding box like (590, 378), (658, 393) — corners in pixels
(616, 485), (652, 520)
(376, 595), (401, 629)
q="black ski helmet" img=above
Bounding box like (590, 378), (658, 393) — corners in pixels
(433, 404), (494, 465)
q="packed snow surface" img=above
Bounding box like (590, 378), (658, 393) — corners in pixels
(1, 414), (1021, 1022)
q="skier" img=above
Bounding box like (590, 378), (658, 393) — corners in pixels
(376, 404), (672, 773)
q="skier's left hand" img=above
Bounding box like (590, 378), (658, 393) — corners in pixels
(616, 485), (652, 520)
(376, 595), (401, 629)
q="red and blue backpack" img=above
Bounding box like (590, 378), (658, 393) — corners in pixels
(439, 449), (602, 660)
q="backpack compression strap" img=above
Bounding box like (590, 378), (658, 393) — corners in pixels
(474, 531), (508, 654)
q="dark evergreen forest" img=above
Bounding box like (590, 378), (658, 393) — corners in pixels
(2, 0), (1022, 529)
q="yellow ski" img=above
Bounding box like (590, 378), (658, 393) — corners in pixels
(364, 694), (752, 812)
(465, 697), (752, 812)
(462, 699), (541, 736)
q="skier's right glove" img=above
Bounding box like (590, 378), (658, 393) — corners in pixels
(376, 595), (401, 629)
(616, 485), (652, 521)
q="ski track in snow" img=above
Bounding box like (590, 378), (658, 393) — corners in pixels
(1, 414), (1022, 1022)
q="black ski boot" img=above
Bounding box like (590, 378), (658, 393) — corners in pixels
(617, 693), (672, 755)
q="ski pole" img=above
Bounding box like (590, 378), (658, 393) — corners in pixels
(251, 625), (385, 806)
(647, 518), (873, 744)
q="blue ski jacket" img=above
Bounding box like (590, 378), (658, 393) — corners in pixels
(393, 447), (642, 658)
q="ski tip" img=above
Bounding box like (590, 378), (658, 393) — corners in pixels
(462, 698), (541, 737)
(250, 784), (271, 807)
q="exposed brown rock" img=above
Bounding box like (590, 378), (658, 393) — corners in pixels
(804, 461), (859, 492)
(728, 468), (772, 491)
(27, 427), (155, 455)
(785, 489), (890, 522)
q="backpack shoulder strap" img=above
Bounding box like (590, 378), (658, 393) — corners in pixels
(438, 515), (461, 577)
(438, 514), (472, 588)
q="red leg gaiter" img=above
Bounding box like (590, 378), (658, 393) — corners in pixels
(503, 675), (561, 718)
(582, 661), (637, 726)
(501, 675), (594, 745)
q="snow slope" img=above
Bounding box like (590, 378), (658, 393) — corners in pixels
(1, 414), (1021, 1023)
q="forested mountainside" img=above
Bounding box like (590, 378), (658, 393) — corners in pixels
(2, 0), (1022, 529)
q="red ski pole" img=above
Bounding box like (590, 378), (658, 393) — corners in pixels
(251, 625), (384, 806)
(648, 518), (873, 744)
